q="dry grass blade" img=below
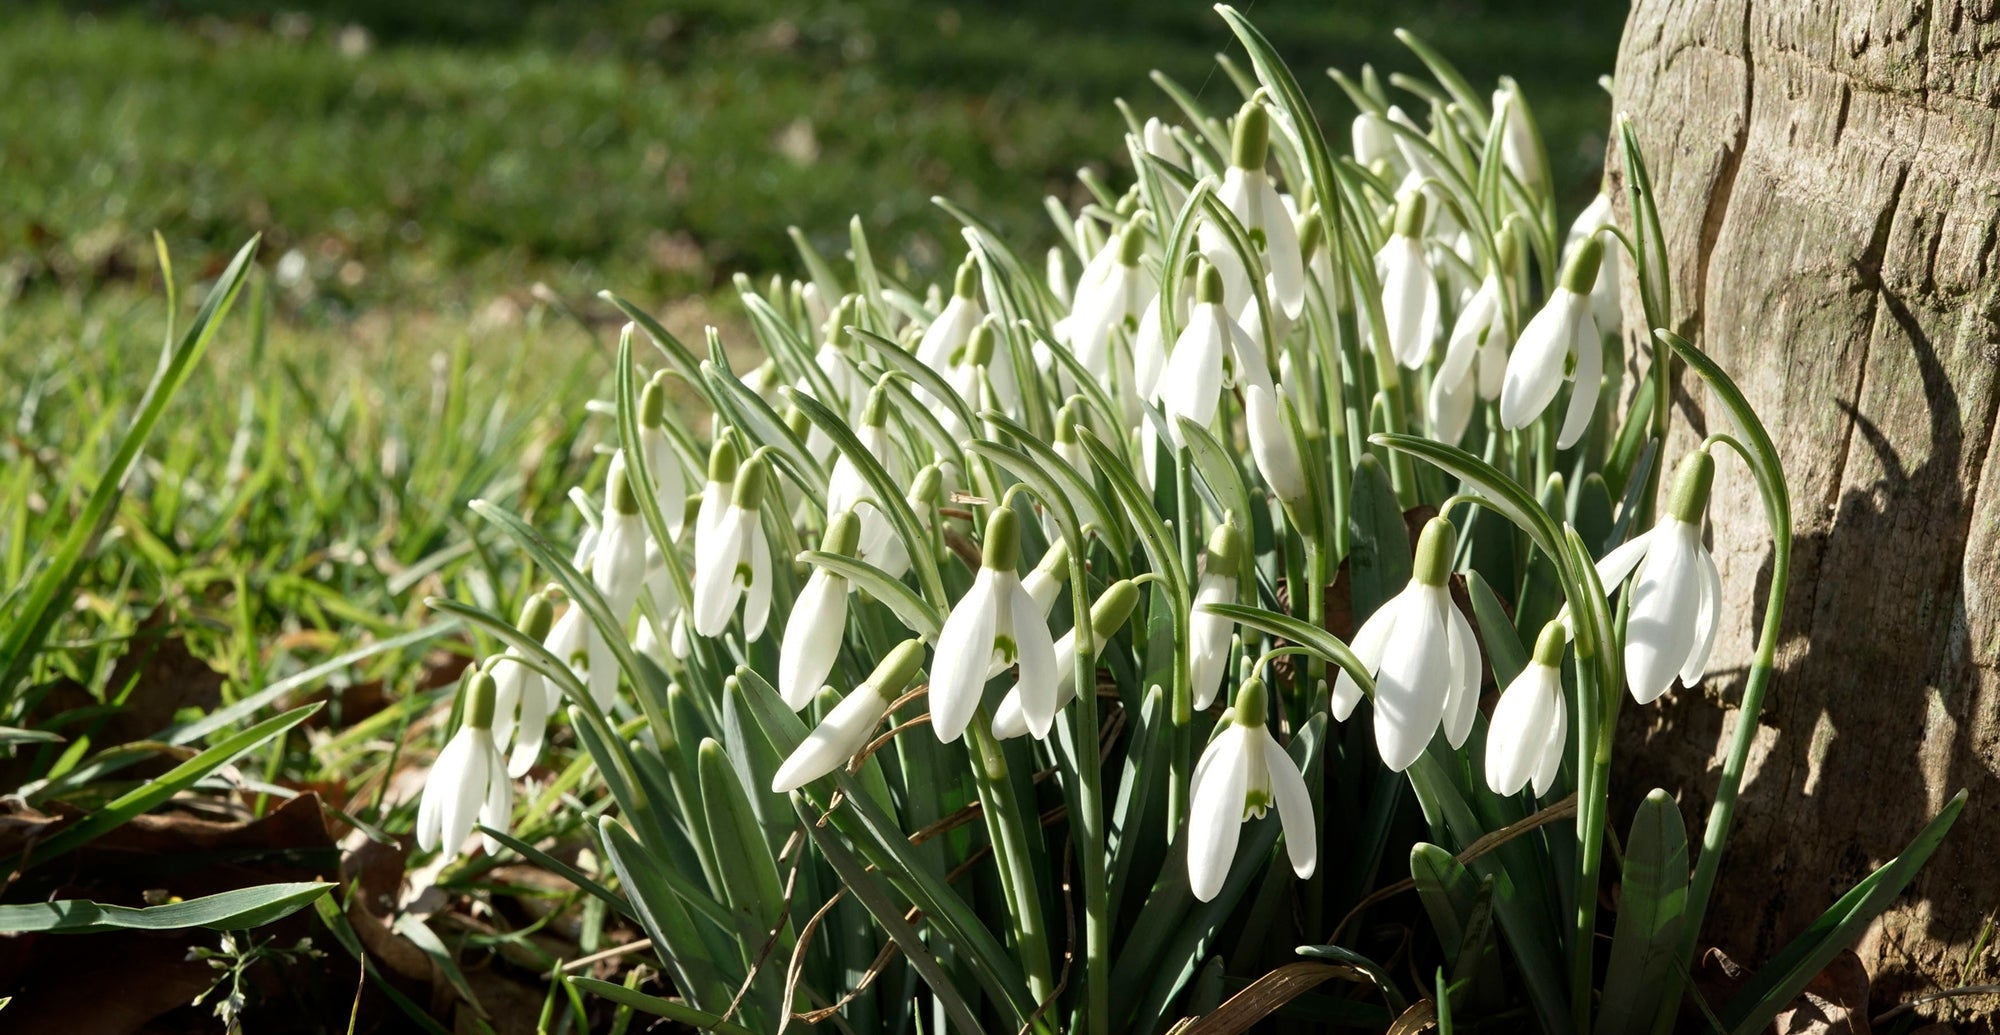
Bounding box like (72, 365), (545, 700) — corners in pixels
(1387, 998), (1438, 1033)
(1180, 961), (1367, 1035)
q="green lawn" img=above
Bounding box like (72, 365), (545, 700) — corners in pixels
(4, 0), (1625, 314)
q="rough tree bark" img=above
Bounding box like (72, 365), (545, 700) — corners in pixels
(1609, 0), (2000, 1023)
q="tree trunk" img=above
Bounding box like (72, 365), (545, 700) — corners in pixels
(1609, 0), (2000, 1023)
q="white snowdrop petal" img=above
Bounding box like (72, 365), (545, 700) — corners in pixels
(1264, 730), (1317, 878)
(1595, 528), (1656, 590)
(1556, 306), (1603, 450)
(506, 664), (550, 779)
(1499, 292), (1577, 430)
(440, 730), (489, 857)
(1187, 729), (1251, 902)
(478, 741), (513, 854)
(1372, 588), (1453, 771)
(1485, 665), (1558, 795)
(929, 574), (999, 742)
(743, 519), (774, 641)
(693, 508), (749, 636)
(1442, 601), (1481, 748)
(1259, 179), (1307, 319)
(1333, 590), (1402, 722)
(1009, 581), (1062, 738)
(773, 686), (891, 792)
(1532, 692), (1569, 797)
(1190, 573), (1237, 711)
(1625, 522), (1704, 704)
(1679, 541), (1724, 687)
(780, 572), (848, 709)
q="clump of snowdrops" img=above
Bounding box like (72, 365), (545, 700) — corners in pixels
(416, 8), (1965, 1033)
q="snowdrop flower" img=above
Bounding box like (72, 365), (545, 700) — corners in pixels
(692, 449), (776, 640)
(1485, 620), (1570, 796)
(1499, 236), (1605, 448)
(993, 578), (1140, 739)
(1199, 101), (1305, 320)
(1190, 523), (1245, 712)
(545, 594), (616, 711)
(1130, 273), (1189, 405)
(1567, 193), (1622, 335)
(592, 452), (648, 622)
(636, 375), (688, 540)
(488, 589), (557, 778)
(416, 665), (513, 859)
(772, 639), (927, 792)
(1143, 116), (1187, 169)
(916, 257), (983, 373)
(1245, 381), (1308, 511)
(1068, 221), (1154, 382)
(779, 513), (860, 709)
(1385, 105), (1443, 185)
(1594, 450), (1721, 704)
(1187, 677), (1316, 901)
(938, 319), (1020, 436)
(825, 384), (905, 570)
(928, 508), (1059, 742)
(1428, 271), (1510, 444)
(693, 430), (741, 553)
(1492, 82), (1546, 195)
(1333, 517), (1480, 771)
(1351, 110), (1398, 170)
(1159, 262), (1269, 446)
(1377, 191), (1439, 369)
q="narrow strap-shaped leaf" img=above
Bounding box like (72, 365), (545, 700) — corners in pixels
(1595, 790), (1688, 1035)
(567, 976), (763, 1035)
(0, 881), (330, 934)
(600, 818), (739, 1012)
(1198, 602), (1375, 698)
(796, 550), (941, 640)
(787, 388), (947, 608)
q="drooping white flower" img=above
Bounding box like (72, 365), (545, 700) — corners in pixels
(1492, 81), (1547, 195)
(1499, 236), (1604, 448)
(488, 590), (557, 778)
(1428, 272), (1510, 444)
(1130, 279), (1188, 406)
(1198, 101), (1305, 320)
(592, 451), (648, 622)
(416, 665), (513, 859)
(993, 578), (1140, 739)
(1190, 523), (1245, 712)
(636, 374), (689, 540)
(928, 508), (1059, 742)
(1385, 105), (1443, 185)
(772, 639), (928, 792)
(938, 318), (1021, 438)
(779, 513), (861, 710)
(1485, 620), (1570, 797)
(1142, 116), (1187, 170)
(1159, 262), (1270, 446)
(1187, 677), (1316, 902)
(825, 384), (907, 572)
(693, 429), (741, 555)
(545, 593), (616, 711)
(1566, 193), (1622, 335)
(1333, 517), (1481, 771)
(1593, 450), (1722, 704)
(1246, 381), (1308, 510)
(916, 257), (984, 374)
(1351, 110), (1398, 169)
(1068, 221), (1156, 381)
(692, 449), (775, 640)
(1376, 191), (1440, 369)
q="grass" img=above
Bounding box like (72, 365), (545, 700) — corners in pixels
(4, 0), (1624, 312)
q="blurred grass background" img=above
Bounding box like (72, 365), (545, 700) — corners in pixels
(3, 0), (1625, 319)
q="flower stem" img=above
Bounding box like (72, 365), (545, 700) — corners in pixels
(965, 712), (1058, 1013)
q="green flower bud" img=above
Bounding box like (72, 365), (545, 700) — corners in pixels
(1413, 516), (1457, 587)
(730, 451), (772, 510)
(1560, 235), (1604, 294)
(463, 665), (497, 730)
(1206, 521), (1245, 572)
(821, 510), (861, 555)
(1090, 579), (1142, 641)
(1666, 449), (1716, 525)
(640, 375), (668, 428)
(707, 429), (742, 484)
(867, 638), (928, 700)
(953, 256), (980, 300)
(517, 590), (557, 641)
(981, 507), (1021, 571)
(1231, 101), (1271, 170)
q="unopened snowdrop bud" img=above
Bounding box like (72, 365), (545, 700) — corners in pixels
(1352, 110), (1398, 169)
(928, 508), (1060, 742)
(1595, 450), (1721, 704)
(772, 638), (927, 792)
(1020, 537), (1071, 619)
(992, 578), (1139, 739)
(1485, 620), (1570, 796)
(1070, 219), (1156, 379)
(826, 383), (905, 566)
(490, 590), (558, 778)
(416, 665), (513, 859)
(1052, 400), (1089, 474)
(1245, 382), (1308, 509)
(1190, 522), (1245, 711)
(637, 375), (688, 539)
(917, 257), (984, 373)
(779, 512), (861, 709)
(1333, 516), (1481, 770)
(1204, 101), (1306, 320)
(1428, 272), (1508, 445)
(692, 450), (775, 640)
(1378, 191), (1440, 369)
(1187, 677), (1316, 901)
(592, 452), (648, 623)
(1500, 237), (1604, 448)
(1142, 116), (1186, 168)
